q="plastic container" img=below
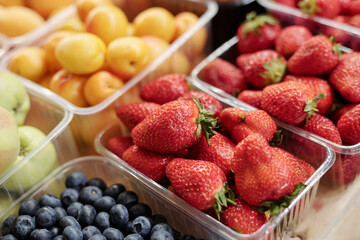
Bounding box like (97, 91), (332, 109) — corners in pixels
(94, 75), (335, 240)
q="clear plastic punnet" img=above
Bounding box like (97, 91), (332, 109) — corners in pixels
(94, 75), (335, 240)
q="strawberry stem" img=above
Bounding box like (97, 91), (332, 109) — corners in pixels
(298, 0), (322, 16)
(242, 12), (279, 36)
(329, 36), (342, 58)
(303, 93), (324, 124)
(259, 57), (287, 86)
(213, 182), (236, 220)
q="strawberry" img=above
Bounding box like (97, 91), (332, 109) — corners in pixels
(322, 15), (351, 46)
(116, 102), (160, 131)
(166, 158), (235, 217)
(201, 58), (247, 96)
(287, 35), (341, 76)
(236, 49), (287, 89)
(122, 145), (173, 182)
(107, 136), (134, 159)
(331, 103), (357, 124)
(275, 25), (313, 58)
(283, 75), (334, 115)
(131, 99), (217, 154)
(300, 114), (342, 145)
(349, 0), (360, 15)
(275, 0), (297, 7)
(298, 0), (341, 18)
(340, 51), (360, 61)
(337, 104), (360, 145)
(237, 90), (263, 109)
(261, 81), (322, 125)
(139, 74), (189, 104)
(335, 155), (360, 185)
(236, 12), (281, 54)
(178, 91), (223, 118)
(220, 199), (267, 234)
(339, 0), (353, 14)
(329, 53), (360, 103)
(188, 131), (236, 177)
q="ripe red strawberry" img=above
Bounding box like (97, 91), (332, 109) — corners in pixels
(287, 35), (341, 76)
(139, 74), (189, 104)
(178, 91), (223, 118)
(261, 81), (321, 125)
(275, 0), (297, 7)
(300, 114), (342, 145)
(298, 0), (341, 18)
(201, 58), (247, 96)
(339, 0), (353, 14)
(236, 49), (287, 89)
(107, 136), (134, 159)
(283, 75), (334, 115)
(189, 131), (236, 177)
(340, 51), (360, 61)
(220, 199), (267, 234)
(329, 54), (360, 103)
(337, 104), (360, 145)
(275, 25), (313, 58)
(322, 15), (351, 46)
(236, 12), (281, 54)
(335, 155), (360, 185)
(331, 103), (357, 124)
(131, 99), (217, 154)
(237, 90), (263, 109)
(116, 102), (160, 131)
(349, 0), (360, 15)
(166, 158), (235, 216)
(122, 145), (173, 182)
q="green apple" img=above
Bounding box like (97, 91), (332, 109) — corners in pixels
(0, 191), (19, 222)
(0, 71), (31, 126)
(0, 106), (20, 176)
(5, 125), (58, 192)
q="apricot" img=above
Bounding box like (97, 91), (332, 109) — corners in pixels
(76, 0), (114, 22)
(8, 47), (47, 83)
(0, 0), (25, 6)
(38, 73), (55, 89)
(27, 0), (74, 19)
(169, 50), (190, 75)
(0, 6), (44, 37)
(55, 32), (106, 75)
(55, 15), (85, 32)
(141, 35), (170, 73)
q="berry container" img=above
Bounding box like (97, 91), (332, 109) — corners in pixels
(94, 75), (335, 240)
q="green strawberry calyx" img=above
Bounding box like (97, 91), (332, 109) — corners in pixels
(259, 57), (287, 86)
(242, 12), (279, 36)
(298, 0), (322, 16)
(269, 130), (283, 147)
(329, 36), (342, 58)
(213, 182), (237, 220)
(193, 97), (218, 145)
(304, 93), (325, 123)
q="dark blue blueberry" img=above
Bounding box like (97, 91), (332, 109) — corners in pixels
(59, 216), (81, 231)
(1, 216), (15, 236)
(128, 203), (152, 220)
(104, 184), (126, 199)
(79, 186), (103, 205)
(82, 226), (101, 240)
(116, 191), (138, 209)
(60, 188), (79, 208)
(149, 214), (167, 226)
(102, 227), (124, 240)
(35, 206), (57, 228)
(93, 196), (116, 212)
(124, 233), (143, 240)
(151, 223), (173, 235)
(94, 212), (110, 232)
(0, 234), (18, 240)
(53, 235), (65, 240)
(123, 220), (133, 236)
(29, 228), (52, 240)
(66, 202), (83, 218)
(179, 235), (196, 240)
(38, 194), (62, 208)
(109, 204), (129, 229)
(18, 199), (39, 217)
(10, 215), (36, 239)
(54, 207), (67, 223)
(86, 178), (107, 192)
(49, 226), (60, 237)
(77, 205), (96, 227)
(63, 226), (83, 240)
(150, 230), (174, 240)
(131, 216), (151, 238)
(65, 171), (87, 191)
(89, 234), (106, 240)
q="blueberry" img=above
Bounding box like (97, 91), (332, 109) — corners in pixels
(30, 228), (52, 240)
(82, 226), (101, 240)
(109, 204), (129, 229)
(93, 196), (116, 212)
(116, 191), (138, 209)
(66, 202), (83, 218)
(1, 216), (15, 236)
(65, 171), (87, 191)
(131, 216), (151, 237)
(49, 226), (60, 237)
(0, 234), (18, 240)
(89, 234), (106, 240)
(123, 220), (133, 236)
(149, 214), (167, 226)
(60, 188), (79, 208)
(150, 230), (174, 240)
(77, 205), (96, 227)
(79, 186), (103, 205)
(128, 203), (152, 220)
(124, 233), (144, 240)
(151, 223), (173, 235)
(63, 226), (83, 240)
(39, 194), (62, 208)
(93, 212), (110, 232)
(54, 207), (67, 223)
(179, 235), (196, 240)
(35, 206), (57, 228)
(104, 184), (126, 199)
(53, 236), (65, 240)
(102, 227), (124, 240)
(59, 216), (81, 231)
(10, 215), (36, 239)
(18, 199), (39, 217)
(86, 178), (107, 192)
